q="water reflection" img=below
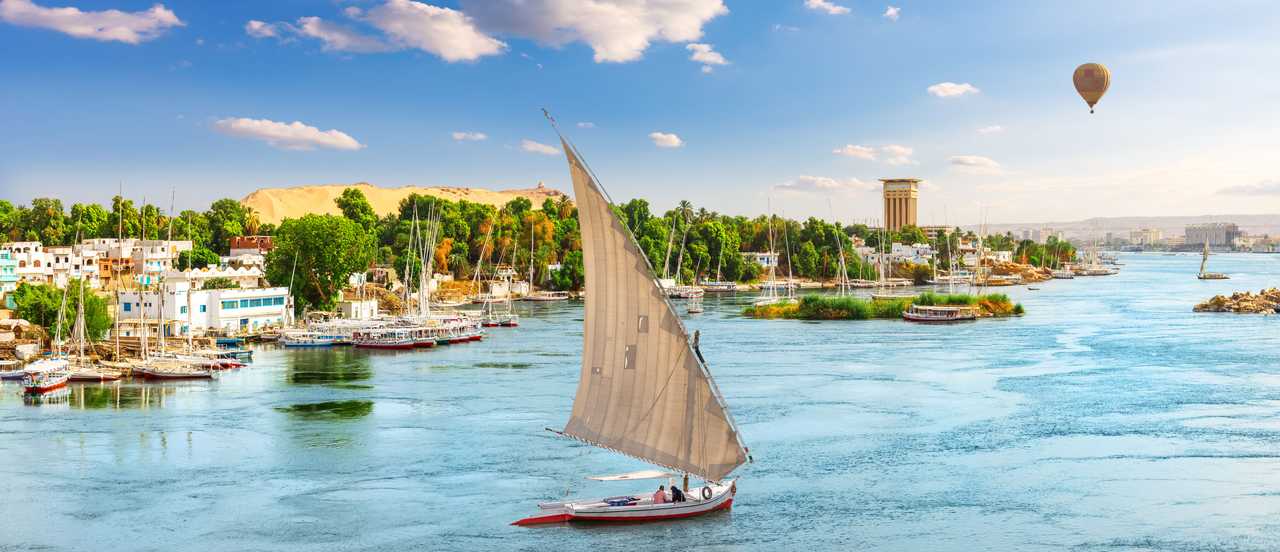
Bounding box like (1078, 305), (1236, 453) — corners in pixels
(67, 383), (181, 410)
(275, 400), (374, 421)
(286, 348), (373, 386)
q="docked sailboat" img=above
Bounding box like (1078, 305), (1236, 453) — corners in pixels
(22, 358), (72, 394)
(514, 121), (750, 526)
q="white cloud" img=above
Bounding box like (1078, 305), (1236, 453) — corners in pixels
(976, 125), (1004, 134)
(686, 42), (727, 73)
(451, 131), (487, 141)
(648, 132), (684, 148)
(576, 122), (595, 128)
(883, 6), (900, 21)
(213, 117), (365, 151)
(520, 139), (560, 155)
(772, 23), (799, 32)
(804, 0), (850, 15)
(296, 16), (391, 53)
(775, 175), (876, 195)
(927, 82), (981, 98)
(1218, 180), (1280, 196)
(245, 20), (279, 38)
(362, 0), (505, 62)
(0, 0), (183, 44)
(949, 155), (1003, 174)
(459, 0), (728, 63)
(882, 144), (916, 166)
(832, 144), (877, 160)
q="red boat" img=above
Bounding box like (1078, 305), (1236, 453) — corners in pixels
(353, 328), (417, 350)
(23, 367), (71, 394)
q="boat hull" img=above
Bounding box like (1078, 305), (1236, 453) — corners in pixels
(513, 481), (736, 526)
(354, 341), (416, 350)
(25, 378), (70, 394)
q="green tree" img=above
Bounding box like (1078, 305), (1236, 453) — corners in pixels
(205, 198), (249, 253)
(551, 250), (584, 291)
(23, 198), (68, 245)
(266, 214), (375, 312)
(336, 188), (378, 232)
(177, 247), (220, 270)
(70, 203), (110, 240)
(201, 277), (240, 290)
(12, 280), (112, 343)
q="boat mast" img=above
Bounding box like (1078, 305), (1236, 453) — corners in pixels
(139, 196), (148, 362)
(114, 181), (123, 360)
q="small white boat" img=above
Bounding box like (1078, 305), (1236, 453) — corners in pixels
(1051, 269), (1075, 279)
(132, 358), (214, 380)
(516, 472), (736, 525)
(700, 281), (738, 293)
(0, 360), (24, 380)
(522, 291), (571, 302)
(902, 304), (977, 323)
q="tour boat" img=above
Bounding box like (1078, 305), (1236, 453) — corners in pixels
(1051, 269), (1075, 279)
(353, 327), (417, 350)
(0, 360), (24, 380)
(281, 331), (337, 348)
(902, 304), (977, 323)
(700, 281), (737, 293)
(514, 121), (750, 527)
(22, 359), (72, 394)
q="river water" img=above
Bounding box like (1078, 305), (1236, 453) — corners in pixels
(2, 253), (1278, 551)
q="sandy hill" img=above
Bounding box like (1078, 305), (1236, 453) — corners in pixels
(241, 182), (569, 224)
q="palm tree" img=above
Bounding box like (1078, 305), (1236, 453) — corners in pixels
(244, 207), (261, 236)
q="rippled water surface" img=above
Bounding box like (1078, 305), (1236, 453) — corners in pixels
(3, 253), (1279, 551)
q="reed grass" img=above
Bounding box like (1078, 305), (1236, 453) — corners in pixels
(743, 292), (1023, 320)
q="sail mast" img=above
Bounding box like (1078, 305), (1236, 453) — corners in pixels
(546, 112), (748, 482)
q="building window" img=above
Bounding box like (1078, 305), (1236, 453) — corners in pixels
(180, 306), (188, 314)
(200, 305), (207, 313)
(123, 303), (132, 312)
(221, 300), (237, 310)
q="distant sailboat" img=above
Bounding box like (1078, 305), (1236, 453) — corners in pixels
(1198, 241), (1229, 280)
(514, 116), (750, 526)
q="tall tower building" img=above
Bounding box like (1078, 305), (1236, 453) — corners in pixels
(880, 178), (920, 231)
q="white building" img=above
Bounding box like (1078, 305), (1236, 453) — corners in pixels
(117, 280), (290, 336)
(745, 252), (778, 268)
(339, 299), (379, 320)
(168, 266), (265, 290)
(79, 238), (193, 274)
(0, 241), (103, 288)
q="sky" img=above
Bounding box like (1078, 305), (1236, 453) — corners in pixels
(2, 0), (1280, 226)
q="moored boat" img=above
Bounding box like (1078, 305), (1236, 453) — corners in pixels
(352, 327), (417, 350)
(132, 359), (214, 380)
(902, 304), (977, 323)
(522, 290), (571, 301)
(22, 359), (72, 394)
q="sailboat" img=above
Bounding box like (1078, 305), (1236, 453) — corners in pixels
(1197, 241), (1229, 280)
(513, 119), (750, 526)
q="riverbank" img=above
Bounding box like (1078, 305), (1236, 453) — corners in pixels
(743, 292), (1023, 320)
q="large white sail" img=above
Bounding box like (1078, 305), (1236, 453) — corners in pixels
(558, 138), (748, 482)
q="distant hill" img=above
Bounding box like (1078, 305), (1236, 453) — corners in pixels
(978, 214), (1280, 239)
(241, 182), (568, 224)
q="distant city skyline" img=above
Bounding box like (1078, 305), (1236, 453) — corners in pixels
(3, 0), (1280, 225)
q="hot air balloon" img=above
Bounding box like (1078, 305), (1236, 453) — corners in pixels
(1073, 62), (1110, 113)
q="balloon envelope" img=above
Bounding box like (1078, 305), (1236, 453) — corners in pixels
(1073, 63), (1110, 112)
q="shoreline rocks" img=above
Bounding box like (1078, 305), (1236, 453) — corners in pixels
(1193, 288), (1280, 313)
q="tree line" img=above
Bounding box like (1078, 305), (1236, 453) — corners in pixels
(2, 192), (1075, 313)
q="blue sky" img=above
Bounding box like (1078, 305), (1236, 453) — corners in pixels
(2, 0), (1279, 225)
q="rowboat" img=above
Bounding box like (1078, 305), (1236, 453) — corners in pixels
(514, 119), (750, 526)
(902, 304), (977, 323)
(522, 291), (570, 301)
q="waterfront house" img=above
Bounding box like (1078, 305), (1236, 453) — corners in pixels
(745, 251), (778, 268)
(116, 279), (290, 336)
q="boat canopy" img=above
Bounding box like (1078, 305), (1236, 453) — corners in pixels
(558, 139), (748, 483)
(587, 470), (677, 481)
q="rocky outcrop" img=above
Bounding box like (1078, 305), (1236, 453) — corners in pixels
(1194, 288), (1280, 313)
(987, 260), (1053, 283)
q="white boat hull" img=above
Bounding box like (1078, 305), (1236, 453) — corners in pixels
(514, 481), (736, 526)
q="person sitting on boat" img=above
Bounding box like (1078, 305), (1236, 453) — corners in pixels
(652, 485), (668, 504)
(670, 485), (686, 503)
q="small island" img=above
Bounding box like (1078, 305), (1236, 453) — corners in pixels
(744, 292), (1024, 320)
(1193, 288), (1280, 314)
